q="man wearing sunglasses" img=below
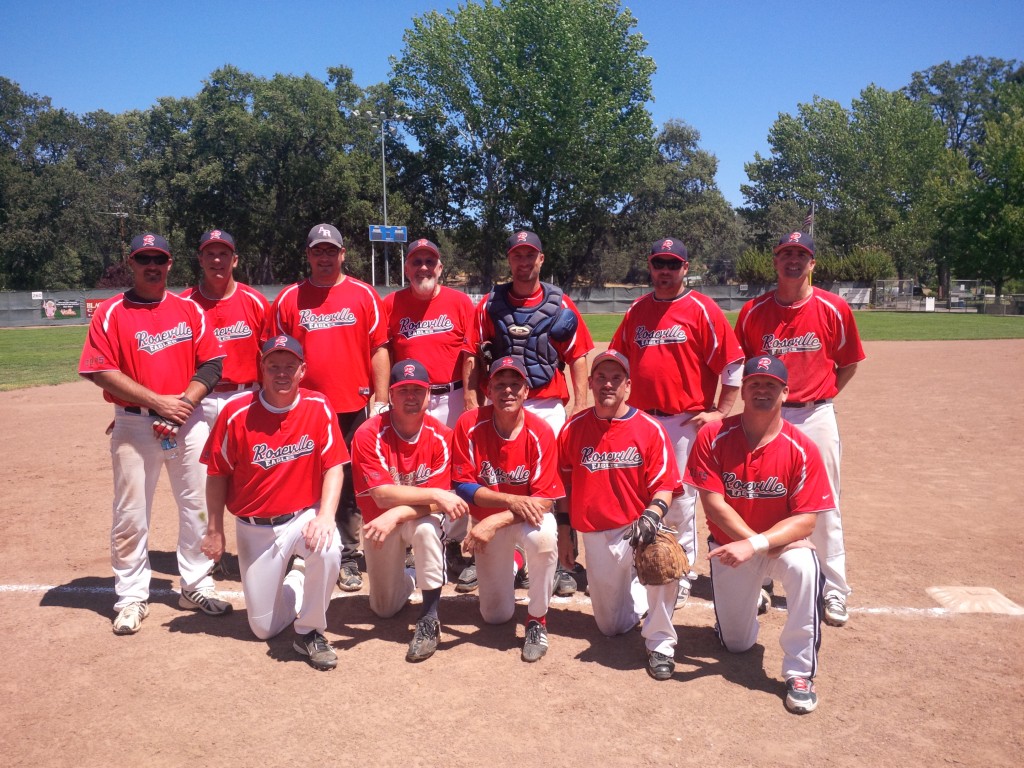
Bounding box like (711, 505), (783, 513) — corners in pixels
(609, 238), (744, 609)
(79, 232), (233, 636)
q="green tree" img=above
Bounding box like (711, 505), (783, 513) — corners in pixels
(734, 247), (775, 284)
(392, 0), (656, 286)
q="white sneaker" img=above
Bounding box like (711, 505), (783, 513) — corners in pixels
(675, 584), (690, 610)
(757, 588), (771, 615)
(823, 594), (849, 627)
(179, 587), (233, 616)
(113, 602), (149, 635)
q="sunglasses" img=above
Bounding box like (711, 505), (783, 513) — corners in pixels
(650, 257), (685, 270)
(132, 253), (170, 266)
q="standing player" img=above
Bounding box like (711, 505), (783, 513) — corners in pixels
(609, 237), (744, 607)
(685, 355), (833, 714)
(200, 335), (346, 671)
(270, 223), (389, 593)
(383, 238), (475, 428)
(466, 229), (595, 597)
(452, 356), (563, 662)
(556, 350), (683, 680)
(181, 229), (269, 427)
(351, 359), (470, 663)
(79, 232), (232, 635)
(735, 231), (864, 627)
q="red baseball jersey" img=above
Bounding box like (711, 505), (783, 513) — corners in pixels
(201, 388), (349, 519)
(609, 290), (743, 414)
(735, 287), (865, 402)
(474, 287), (594, 402)
(383, 286), (476, 385)
(351, 412), (454, 522)
(684, 416), (835, 545)
(451, 405), (565, 520)
(557, 407), (682, 533)
(181, 283), (269, 386)
(270, 277), (387, 412)
(79, 291), (225, 406)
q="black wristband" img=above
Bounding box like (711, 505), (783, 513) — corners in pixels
(648, 498), (669, 517)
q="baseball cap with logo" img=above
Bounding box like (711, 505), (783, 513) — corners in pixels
(505, 230), (543, 255)
(406, 238), (441, 260)
(389, 359), (431, 389)
(199, 229), (236, 252)
(489, 355), (528, 380)
(261, 334), (304, 361)
(307, 223), (344, 248)
(649, 237), (689, 263)
(773, 231), (815, 257)
(591, 349), (630, 377)
(130, 232), (171, 259)
(742, 355), (788, 385)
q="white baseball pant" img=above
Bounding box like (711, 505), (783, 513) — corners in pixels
(475, 512), (558, 624)
(652, 413), (700, 587)
(364, 513), (446, 618)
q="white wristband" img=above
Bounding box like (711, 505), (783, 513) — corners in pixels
(747, 534), (770, 553)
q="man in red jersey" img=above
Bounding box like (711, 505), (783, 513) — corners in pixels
(384, 239), (476, 429)
(685, 355), (833, 714)
(351, 359), (470, 663)
(270, 223), (389, 593)
(557, 350), (683, 680)
(734, 231), (865, 627)
(79, 232), (232, 636)
(609, 237), (744, 608)
(201, 334), (347, 671)
(467, 230), (594, 597)
(452, 356), (563, 662)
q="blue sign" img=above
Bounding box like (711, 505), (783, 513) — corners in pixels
(368, 225), (408, 243)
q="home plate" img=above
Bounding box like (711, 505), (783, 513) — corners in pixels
(926, 586), (1024, 615)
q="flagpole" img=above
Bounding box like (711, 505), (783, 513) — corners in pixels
(808, 201), (815, 238)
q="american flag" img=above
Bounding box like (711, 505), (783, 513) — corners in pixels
(803, 204), (815, 231)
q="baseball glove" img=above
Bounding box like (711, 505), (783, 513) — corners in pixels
(633, 529), (689, 586)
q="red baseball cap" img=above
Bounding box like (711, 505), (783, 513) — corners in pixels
(591, 349), (630, 376)
(406, 238), (441, 260)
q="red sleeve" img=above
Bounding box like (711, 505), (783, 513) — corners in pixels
(529, 419), (566, 499)
(683, 423), (725, 495)
(450, 412), (477, 485)
(644, 417), (683, 496)
(789, 436), (836, 514)
(201, 405), (234, 476)
(351, 419), (389, 495)
(367, 287), (387, 351)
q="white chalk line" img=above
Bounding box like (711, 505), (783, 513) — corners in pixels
(0, 582), (989, 617)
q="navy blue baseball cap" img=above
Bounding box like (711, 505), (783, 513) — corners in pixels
(261, 334), (304, 361)
(650, 237), (689, 263)
(390, 359), (430, 389)
(199, 229), (236, 252)
(743, 355), (788, 385)
(130, 233), (171, 259)
(506, 230), (543, 255)
(489, 355), (528, 380)
(774, 231), (815, 256)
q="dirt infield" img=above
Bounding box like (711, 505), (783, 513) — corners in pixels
(2, 339), (1022, 767)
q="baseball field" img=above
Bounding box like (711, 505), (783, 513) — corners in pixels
(1, 328), (1022, 767)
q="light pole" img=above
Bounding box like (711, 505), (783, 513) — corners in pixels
(351, 109), (412, 286)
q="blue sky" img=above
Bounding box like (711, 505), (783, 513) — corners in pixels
(2, 1), (1021, 207)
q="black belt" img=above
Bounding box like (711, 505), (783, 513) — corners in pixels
(240, 512), (299, 526)
(782, 399), (829, 408)
(123, 406), (159, 417)
(644, 408), (677, 418)
(430, 381), (464, 395)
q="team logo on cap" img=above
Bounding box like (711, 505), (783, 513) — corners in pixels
(403, 364), (416, 378)
(143, 234), (155, 247)
(788, 232), (802, 243)
(210, 229), (222, 238)
(501, 356), (514, 366)
(273, 335), (289, 349)
(318, 226), (332, 237)
(415, 239), (428, 248)
(661, 239), (674, 249)
(757, 357), (772, 371)
(516, 232), (529, 242)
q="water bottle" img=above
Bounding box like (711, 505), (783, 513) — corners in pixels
(161, 436), (179, 460)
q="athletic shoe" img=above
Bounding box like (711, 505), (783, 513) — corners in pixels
(675, 584), (690, 610)
(211, 554), (235, 579)
(514, 545), (530, 589)
(455, 563), (478, 593)
(112, 602), (149, 635)
(336, 563), (363, 592)
(445, 541), (467, 578)
(522, 620), (549, 662)
(824, 594), (849, 626)
(757, 588), (771, 615)
(179, 587), (233, 616)
(404, 547), (416, 570)
(785, 677), (818, 713)
(293, 630), (338, 671)
(406, 616), (440, 662)
(552, 567), (577, 597)
(647, 650), (675, 681)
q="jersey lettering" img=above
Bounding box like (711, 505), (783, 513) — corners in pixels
(135, 322), (193, 354)
(579, 445), (643, 472)
(213, 320), (253, 342)
(251, 435), (315, 469)
(633, 324), (687, 347)
(298, 307), (357, 331)
(390, 463), (434, 486)
(759, 332), (822, 354)
(722, 472), (787, 499)
(478, 460), (530, 486)
(397, 314), (455, 338)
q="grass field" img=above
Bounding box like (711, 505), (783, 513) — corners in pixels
(1, 311), (1022, 391)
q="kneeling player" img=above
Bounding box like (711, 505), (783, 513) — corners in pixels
(351, 360), (469, 662)
(452, 357), (562, 662)
(685, 356), (832, 713)
(201, 335), (346, 671)
(557, 351), (683, 680)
